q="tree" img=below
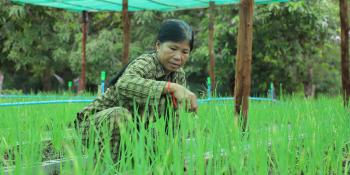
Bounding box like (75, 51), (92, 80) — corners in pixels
(0, 0), (342, 97)
(1, 2), (78, 91)
(252, 1), (339, 97)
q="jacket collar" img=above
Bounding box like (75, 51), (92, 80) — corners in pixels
(153, 52), (170, 79)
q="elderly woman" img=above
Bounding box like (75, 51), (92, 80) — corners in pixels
(75, 19), (198, 160)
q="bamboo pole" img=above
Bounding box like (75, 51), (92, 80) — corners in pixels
(122, 0), (130, 66)
(234, 0), (254, 131)
(340, 0), (349, 107)
(78, 11), (88, 92)
(208, 1), (216, 94)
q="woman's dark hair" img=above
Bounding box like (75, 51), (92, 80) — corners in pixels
(109, 19), (193, 87)
(108, 62), (132, 87)
(157, 19), (194, 51)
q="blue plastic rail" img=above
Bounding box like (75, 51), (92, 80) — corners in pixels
(0, 97), (276, 107)
(0, 99), (94, 107)
(0, 94), (94, 99)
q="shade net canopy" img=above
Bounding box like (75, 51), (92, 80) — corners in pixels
(11, 0), (289, 12)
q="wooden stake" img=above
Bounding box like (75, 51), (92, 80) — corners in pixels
(208, 1), (216, 94)
(234, 0), (254, 131)
(340, 0), (349, 107)
(122, 0), (130, 66)
(78, 11), (88, 92)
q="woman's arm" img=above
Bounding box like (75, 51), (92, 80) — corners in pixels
(116, 56), (167, 105)
(164, 82), (198, 112)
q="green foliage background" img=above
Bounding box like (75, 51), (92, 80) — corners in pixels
(0, 0), (341, 96)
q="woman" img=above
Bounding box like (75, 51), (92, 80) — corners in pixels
(75, 19), (198, 160)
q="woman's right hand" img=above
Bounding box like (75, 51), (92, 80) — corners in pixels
(165, 83), (198, 112)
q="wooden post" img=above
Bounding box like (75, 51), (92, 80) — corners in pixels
(234, 0), (254, 130)
(340, 0), (349, 107)
(0, 70), (3, 91)
(78, 11), (88, 92)
(122, 0), (130, 66)
(208, 1), (216, 95)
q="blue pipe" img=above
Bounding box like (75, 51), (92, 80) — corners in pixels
(197, 97), (276, 104)
(0, 97), (276, 107)
(0, 99), (94, 107)
(0, 95), (95, 99)
(101, 81), (105, 95)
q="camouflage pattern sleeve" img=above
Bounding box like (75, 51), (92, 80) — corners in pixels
(116, 56), (167, 106)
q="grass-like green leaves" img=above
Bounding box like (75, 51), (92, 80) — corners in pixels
(0, 96), (349, 174)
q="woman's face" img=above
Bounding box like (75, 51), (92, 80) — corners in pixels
(156, 40), (190, 73)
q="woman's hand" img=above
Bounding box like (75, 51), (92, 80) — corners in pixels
(165, 83), (198, 112)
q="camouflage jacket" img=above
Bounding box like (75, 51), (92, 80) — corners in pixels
(81, 52), (187, 118)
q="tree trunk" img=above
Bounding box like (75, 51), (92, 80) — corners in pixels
(303, 66), (315, 97)
(234, 0), (254, 131)
(340, 0), (349, 107)
(122, 0), (130, 66)
(42, 69), (52, 91)
(208, 1), (216, 94)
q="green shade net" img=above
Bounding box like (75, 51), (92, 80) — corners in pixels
(11, 0), (289, 12)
